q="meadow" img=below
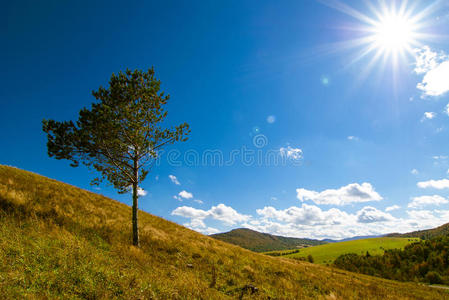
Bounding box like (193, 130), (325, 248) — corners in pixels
(266, 237), (420, 264)
(0, 165), (445, 299)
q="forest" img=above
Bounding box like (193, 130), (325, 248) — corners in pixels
(334, 236), (449, 285)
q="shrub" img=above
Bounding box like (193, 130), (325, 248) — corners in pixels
(307, 255), (314, 263)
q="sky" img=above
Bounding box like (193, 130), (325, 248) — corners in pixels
(2, 0), (449, 240)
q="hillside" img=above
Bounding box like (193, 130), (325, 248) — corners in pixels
(334, 236), (449, 285)
(267, 237), (419, 265)
(0, 165), (446, 299)
(388, 222), (449, 240)
(210, 228), (325, 252)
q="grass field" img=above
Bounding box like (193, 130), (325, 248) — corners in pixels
(268, 237), (420, 264)
(0, 165), (444, 299)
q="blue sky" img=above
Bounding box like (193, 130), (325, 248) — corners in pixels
(2, 0), (449, 239)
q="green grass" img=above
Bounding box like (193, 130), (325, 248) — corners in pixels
(0, 165), (445, 299)
(270, 237), (420, 264)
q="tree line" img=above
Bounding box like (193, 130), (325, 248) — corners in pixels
(333, 236), (449, 285)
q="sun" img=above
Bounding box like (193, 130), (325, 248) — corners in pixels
(371, 12), (415, 54)
(318, 0), (441, 78)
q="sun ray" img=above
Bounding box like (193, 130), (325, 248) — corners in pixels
(318, 0), (443, 79)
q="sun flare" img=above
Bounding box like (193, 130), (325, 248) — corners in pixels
(372, 13), (415, 53)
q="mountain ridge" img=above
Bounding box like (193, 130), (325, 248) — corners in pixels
(210, 228), (325, 252)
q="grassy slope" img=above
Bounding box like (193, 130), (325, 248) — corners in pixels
(274, 237), (420, 264)
(210, 228), (325, 252)
(388, 223), (449, 240)
(0, 165), (445, 299)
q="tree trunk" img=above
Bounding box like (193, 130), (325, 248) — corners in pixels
(132, 158), (139, 247)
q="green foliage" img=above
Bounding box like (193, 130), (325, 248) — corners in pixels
(42, 68), (190, 192)
(211, 228), (325, 252)
(333, 236), (449, 285)
(278, 237), (418, 264)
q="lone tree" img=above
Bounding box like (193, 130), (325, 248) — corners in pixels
(43, 68), (190, 246)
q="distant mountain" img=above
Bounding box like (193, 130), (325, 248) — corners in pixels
(387, 222), (449, 239)
(322, 235), (384, 243)
(210, 228), (325, 252)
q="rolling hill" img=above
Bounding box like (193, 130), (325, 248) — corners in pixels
(267, 237), (420, 265)
(210, 228), (325, 252)
(0, 165), (446, 299)
(388, 222), (449, 240)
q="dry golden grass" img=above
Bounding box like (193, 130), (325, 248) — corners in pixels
(0, 165), (446, 299)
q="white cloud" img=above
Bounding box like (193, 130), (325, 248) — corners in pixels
(183, 218), (220, 235)
(171, 203), (250, 227)
(267, 115), (276, 124)
(347, 136), (359, 141)
(422, 112), (436, 120)
(194, 199), (204, 204)
(280, 146), (303, 160)
(296, 182), (382, 206)
(209, 204), (251, 225)
(414, 46), (449, 97)
(127, 186), (147, 196)
(385, 205), (400, 212)
(433, 155), (448, 160)
(137, 188), (147, 196)
(356, 206), (394, 223)
(178, 190), (193, 199)
(417, 179), (449, 189)
(168, 175), (180, 185)
(172, 206), (209, 219)
(256, 204), (354, 226)
(411, 169), (419, 175)
(247, 204), (449, 240)
(408, 195), (449, 208)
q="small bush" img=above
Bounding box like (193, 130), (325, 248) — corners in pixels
(426, 271), (443, 284)
(307, 255), (314, 263)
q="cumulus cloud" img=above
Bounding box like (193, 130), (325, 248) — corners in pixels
(208, 204), (251, 225)
(414, 46), (449, 97)
(385, 205), (400, 212)
(411, 169), (419, 175)
(247, 204), (449, 240)
(356, 206), (394, 223)
(168, 175), (180, 185)
(243, 204), (445, 240)
(279, 146), (303, 160)
(296, 182), (382, 206)
(178, 190), (193, 199)
(183, 218), (220, 235)
(171, 203), (250, 228)
(172, 206), (209, 219)
(194, 199), (204, 204)
(417, 179), (449, 189)
(408, 195), (449, 208)
(256, 204), (354, 226)
(347, 136), (359, 141)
